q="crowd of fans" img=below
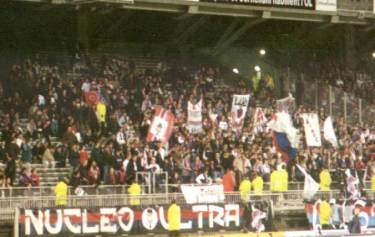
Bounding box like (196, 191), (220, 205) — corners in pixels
(0, 53), (374, 199)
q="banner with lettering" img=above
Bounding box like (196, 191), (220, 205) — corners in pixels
(230, 94), (250, 134)
(301, 113), (321, 147)
(181, 184), (224, 204)
(187, 100), (203, 134)
(18, 202), (273, 236)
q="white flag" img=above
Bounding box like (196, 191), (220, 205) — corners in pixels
(323, 117), (338, 148)
(267, 112), (299, 149)
(296, 165), (320, 199)
(301, 113), (322, 147)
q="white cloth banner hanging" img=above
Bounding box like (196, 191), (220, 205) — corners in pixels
(253, 107), (267, 135)
(187, 99), (203, 133)
(230, 94), (250, 134)
(323, 116), (338, 148)
(181, 184), (225, 204)
(301, 113), (322, 147)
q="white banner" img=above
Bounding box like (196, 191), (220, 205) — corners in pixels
(181, 184), (225, 204)
(230, 94), (250, 134)
(323, 116), (338, 148)
(316, 0), (337, 11)
(187, 100), (203, 133)
(253, 107), (267, 134)
(301, 113), (322, 147)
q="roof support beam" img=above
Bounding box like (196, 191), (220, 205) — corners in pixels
(213, 18), (265, 55)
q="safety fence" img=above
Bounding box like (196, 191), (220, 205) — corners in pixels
(2, 179), (375, 198)
(300, 76), (375, 126)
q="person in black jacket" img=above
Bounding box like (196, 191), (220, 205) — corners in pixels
(126, 155), (141, 184)
(4, 153), (16, 185)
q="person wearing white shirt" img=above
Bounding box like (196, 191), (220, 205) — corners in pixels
(38, 94), (46, 106)
(122, 157), (130, 173)
(146, 158), (161, 173)
(195, 169), (212, 184)
(116, 129), (126, 146)
(81, 79), (91, 92)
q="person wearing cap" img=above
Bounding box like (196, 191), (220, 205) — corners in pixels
(319, 166), (332, 191)
(167, 199), (181, 237)
(54, 177), (68, 207)
(128, 179), (141, 205)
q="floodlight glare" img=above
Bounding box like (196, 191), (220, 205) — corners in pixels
(254, 65), (261, 72)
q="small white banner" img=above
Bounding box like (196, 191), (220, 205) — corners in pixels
(301, 113), (322, 147)
(181, 184), (225, 204)
(187, 100), (203, 133)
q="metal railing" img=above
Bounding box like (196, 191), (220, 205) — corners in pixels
(3, 180), (374, 198)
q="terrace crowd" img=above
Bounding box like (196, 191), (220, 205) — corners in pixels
(0, 53), (374, 199)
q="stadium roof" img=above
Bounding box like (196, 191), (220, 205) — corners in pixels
(9, 0), (375, 25)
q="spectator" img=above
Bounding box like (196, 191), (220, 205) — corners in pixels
(239, 175), (251, 202)
(251, 172), (264, 194)
(79, 145), (89, 166)
(30, 168), (40, 186)
(54, 177), (68, 207)
(195, 169), (212, 184)
(42, 146), (56, 168)
(19, 167), (32, 187)
(4, 153), (16, 186)
(88, 160), (100, 186)
(167, 199), (181, 237)
(222, 168), (236, 192)
(320, 165), (332, 191)
(128, 179), (141, 206)
(21, 138), (33, 164)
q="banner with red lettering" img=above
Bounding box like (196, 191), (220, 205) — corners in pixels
(146, 106), (175, 144)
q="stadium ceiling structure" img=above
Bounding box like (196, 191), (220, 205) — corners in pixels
(13, 0), (375, 25)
